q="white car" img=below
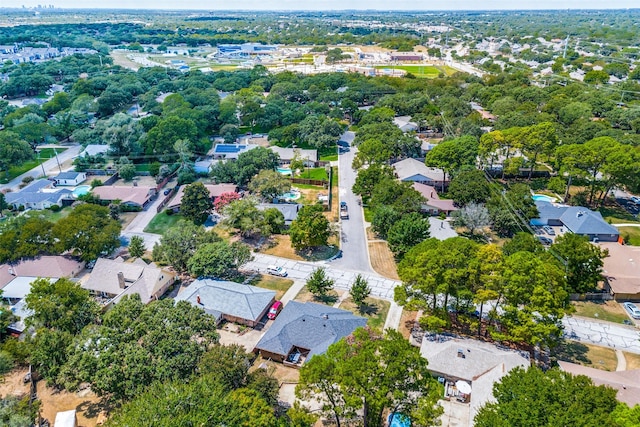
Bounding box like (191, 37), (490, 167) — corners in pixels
(266, 265), (288, 277)
(623, 302), (640, 319)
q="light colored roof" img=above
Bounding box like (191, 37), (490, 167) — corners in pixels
(0, 276), (40, 300)
(420, 337), (530, 382)
(80, 144), (109, 157)
(92, 186), (155, 206)
(268, 146), (318, 162)
(255, 301), (367, 359)
(558, 361), (640, 406)
(258, 203), (302, 222)
(175, 278), (275, 323)
(212, 143), (259, 159)
(0, 256), (84, 288)
(600, 243), (640, 295)
(54, 410), (77, 427)
(83, 257), (172, 304)
(392, 158), (447, 182)
(167, 183), (237, 210)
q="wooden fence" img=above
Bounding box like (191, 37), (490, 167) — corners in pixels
(290, 177), (328, 187)
(569, 292), (613, 301)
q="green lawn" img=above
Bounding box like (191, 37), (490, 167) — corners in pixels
(144, 211), (184, 234)
(23, 206), (72, 223)
(619, 227), (640, 246)
(297, 167), (328, 181)
(373, 65), (451, 78)
(320, 154), (338, 162)
(1, 148), (67, 184)
(250, 274), (294, 300)
(340, 297), (391, 330)
(135, 163), (152, 172)
(363, 207), (373, 222)
(572, 301), (630, 324)
(600, 205), (639, 223)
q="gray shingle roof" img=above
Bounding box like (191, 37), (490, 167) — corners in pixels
(392, 158), (447, 182)
(175, 279), (275, 323)
(533, 200), (568, 222)
(258, 203), (302, 223)
(560, 207), (619, 236)
(254, 301), (367, 359)
(5, 179), (72, 206)
(55, 171), (83, 180)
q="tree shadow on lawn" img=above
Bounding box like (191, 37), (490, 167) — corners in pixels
(550, 340), (591, 365)
(357, 302), (380, 316)
(313, 293), (339, 305)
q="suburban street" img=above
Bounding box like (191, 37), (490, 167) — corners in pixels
(329, 130), (375, 274)
(563, 316), (640, 354)
(0, 143), (82, 192)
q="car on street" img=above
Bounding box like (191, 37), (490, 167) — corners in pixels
(266, 265), (287, 277)
(631, 196), (640, 205)
(543, 226), (555, 235)
(163, 188), (172, 195)
(267, 300), (283, 320)
(623, 302), (640, 319)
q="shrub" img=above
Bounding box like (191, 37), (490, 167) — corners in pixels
(90, 179), (103, 189)
(48, 204), (61, 212)
(22, 176), (34, 184)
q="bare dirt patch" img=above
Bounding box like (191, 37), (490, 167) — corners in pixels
(0, 368), (30, 398)
(368, 241), (400, 280)
(118, 212), (137, 230)
(399, 310), (419, 340)
(111, 176), (157, 187)
(260, 234), (338, 261)
(623, 352), (640, 370)
(109, 51), (141, 70)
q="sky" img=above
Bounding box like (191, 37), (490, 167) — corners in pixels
(2, 0), (639, 10)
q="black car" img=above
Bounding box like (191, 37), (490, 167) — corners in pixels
(537, 235), (553, 245)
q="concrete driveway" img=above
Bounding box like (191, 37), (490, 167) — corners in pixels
(329, 130), (375, 274)
(563, 316), (640, 354)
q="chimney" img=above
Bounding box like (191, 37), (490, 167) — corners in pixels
(117, 272), (126, 289)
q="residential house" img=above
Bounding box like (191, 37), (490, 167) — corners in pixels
(393, 116), (419, 133)
(268, 146), (318, 167)
(254, 301), (367, 367)
(54, 410), (78, 427)
(412, 183), (457, 216)
(420, 337), (530, 420)
(166, 183), (237, 212)
(54, 171), (87, 186)
(258, 203), (302, 226)
(392, 158), (449, 189)
(532, 200), (620, 242)
(79, 144), (109, 157)
(600, 243), (640, 301)
(390, 54), (424, 61)
(4, 179), (73, 210)
(0, 256), (84, 334)
(91, 186), (156, 209)
(558, 361), (640, 406)
(194, 159), (216, 174)
(175, 278), (275, 327)
(82, 257), (175, 307)
(212, 143), (259, 160)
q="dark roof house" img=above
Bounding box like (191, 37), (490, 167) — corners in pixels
(176, 278), (275, 327)
(258, 203), (302, 225)
(254, 301), (367, 366)
(5, 179), (73, 210)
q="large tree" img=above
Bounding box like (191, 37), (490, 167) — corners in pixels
(210, 146), (280, 186)
(248, 169), (291, 201)
(475, 367), (618, 427)
(425, 135), (479, 192)
(297, 328), (443, 427)
(0, 131), (34, 173)
(181, 182), (213, 225)
(447, 169), (491, 206)
(152, 220), (221, 272)
(550, 233), (606, 294)
(187, 241), (252, 279)
(53, 204), (121, 261)
(289, 204), (331, 250)
(386, 213), (431, 260)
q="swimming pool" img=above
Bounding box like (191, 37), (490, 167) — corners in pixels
(532, 194), (557, 203)
(72, 185), (91, 198)
(279, 190), (301, 201)
(277, 167), (292, 176)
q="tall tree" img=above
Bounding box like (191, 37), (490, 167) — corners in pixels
(152, 221), (221, 272)
(181, 182), (213, 225)
(248, 169), (291, 201)
(386, 213), (431, 260)
(475, 367), (618, 427)
(350, 274), (371, 309)
(0, 131), (34, 173)
(289, 205), (331, 250)
(187, 241), (252, 279)
(550, 233), (606, 294)
(128, 235), (146, 259)
(297, 328), (443, 427)
(425, 135), (478, 192)
(306, 267), (335, 298)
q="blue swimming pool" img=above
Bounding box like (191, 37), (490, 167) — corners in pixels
(532, 194), (556, 203)
(277, 167), (292, 176)
(279, 190), (301, 201)
(387, 413), (411, 427)
(72, 185), (91, 198)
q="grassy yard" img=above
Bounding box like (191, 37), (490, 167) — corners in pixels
(296, 167), (328, 181)
(372, 65), (455, 78)
(600, 205), (639, 223)
(320, 154), (338, 162)
(369, 241), (400, 280)
(143, 211), (184, 234)
(623, 352), (640, 370)
(572, 301), (630, 324)
(23, 206), (72, 223)
(619, 227), (640, 246)
(250, 274), (294, 300)
(295, 285), (343, 305)
(339, 296), (390, 330)
(1, 147), (67, 184)
(553, 341), (618, 371)
(260, 234), (339, 261)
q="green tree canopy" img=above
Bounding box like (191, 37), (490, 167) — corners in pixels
(187, 241), (252, 279)
(152, 220), (221, 272)
(248, 169), (291, 201)
(181, 182), (214, 225)
(289, 204), (331, 250)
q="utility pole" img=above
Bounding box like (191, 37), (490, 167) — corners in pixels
(54, 148), (62, 172)
(38, 150), (46, 177)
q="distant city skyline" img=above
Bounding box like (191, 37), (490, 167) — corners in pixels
(2, 1), (639, 11)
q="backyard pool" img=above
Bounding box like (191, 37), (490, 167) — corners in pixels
(277, 167), (293, 176)
(532, 194), (557, 203)
(279, 189), (301, 201)
(72, 185), (91, 198)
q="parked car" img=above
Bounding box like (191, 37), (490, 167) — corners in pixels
(630, 196), (640, 205)
(537, 235), (553, 245)
(267, 300), (283, 320)
(624, 302), (640, 319)
(266, 265), (287, 277)
(163, 188), (172, 196)
(543, 226), (555, 235)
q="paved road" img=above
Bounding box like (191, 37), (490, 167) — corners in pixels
(563, 316), (640, 354)
(330, 130), (375, 274)
(244, 253), (400, 300)
(0, 144), (82, 192)
(121, 193), (165, 249)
